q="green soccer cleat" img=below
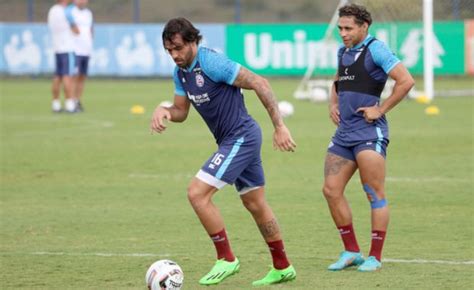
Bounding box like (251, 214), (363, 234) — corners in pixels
(357, 256), (382, 272)
(252, 265), (296, 286)
(198, 258), (240, 285)
(328, 251), (364, 271)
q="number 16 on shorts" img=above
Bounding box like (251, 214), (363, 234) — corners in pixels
(208, 153), (225, 170)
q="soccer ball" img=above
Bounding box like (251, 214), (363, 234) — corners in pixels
(278, 101), (295, 118)
(145, 260), (184, 290)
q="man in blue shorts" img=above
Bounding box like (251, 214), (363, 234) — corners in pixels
(322, 4), (414, 272)
(72, 0), (93, 112)
(48, 0), (79, 113)
(151, 17), (297, 286)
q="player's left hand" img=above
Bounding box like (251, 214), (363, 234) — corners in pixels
(356, 105), (383, 123)
(273, 125), (297, 152)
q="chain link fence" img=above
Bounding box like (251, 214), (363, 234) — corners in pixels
(1, 0), (472, 23)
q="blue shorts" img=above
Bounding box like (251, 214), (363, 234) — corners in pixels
(197, 123), (265, 194)
(328, 126), (389, 161)
(75, 55), (90, 75)
(55, 52), (76, 76)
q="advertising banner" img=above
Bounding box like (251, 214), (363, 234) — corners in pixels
(0, 23), (225, 76)
(0, 21), (468, 76)
(226, 22), (466, 76)
(466, 19), (474, 75)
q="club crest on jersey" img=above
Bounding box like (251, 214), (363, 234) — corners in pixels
(195, 74), (205, 87)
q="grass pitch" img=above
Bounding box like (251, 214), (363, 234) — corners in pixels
(1, 77), (473, 289)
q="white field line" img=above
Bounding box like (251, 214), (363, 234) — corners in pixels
(128, 173), (193, 179)
(386, 177), (471, 183)
(29, 251), (169, 257)
(128, 174), (471, 183)
(10, 118), (115, 137)
(8, 252), (473, 265)
(383, 258), (474, 265)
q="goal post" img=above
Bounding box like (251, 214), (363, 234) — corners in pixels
(293, 0), (348, 102)
(423, 0), (434, 101)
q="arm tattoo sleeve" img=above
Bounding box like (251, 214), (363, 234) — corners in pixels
(233, 67), (282, 128)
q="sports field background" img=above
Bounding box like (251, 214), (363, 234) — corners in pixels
(1, 77), (473, 289)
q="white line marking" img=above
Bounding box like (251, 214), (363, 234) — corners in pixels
(383, 258), (474, 265)
(8, 118), (116, 137)
(128, 173), (193, 179)
(29, 252), (169, 257)
(386, 177), (471, 183)
(7, 252), (473, 265)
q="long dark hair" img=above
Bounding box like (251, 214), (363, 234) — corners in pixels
(162, 17), (202, 45)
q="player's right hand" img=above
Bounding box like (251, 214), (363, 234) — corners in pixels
(150, 106), (171, 134)
(273, 124), (297, 152)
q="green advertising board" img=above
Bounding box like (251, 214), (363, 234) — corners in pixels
(226, 21), (465, 76)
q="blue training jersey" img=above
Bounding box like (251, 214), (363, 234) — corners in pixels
(336, 35), (400, 133)
(173, 47), (256, 144)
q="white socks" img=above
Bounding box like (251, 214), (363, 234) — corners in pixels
(52, 99), (79, 112)
(52, 99), (62, 111)
(65, 99), (77, 112)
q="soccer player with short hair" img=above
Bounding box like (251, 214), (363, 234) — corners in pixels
(322, 3), (414, 272)
(151, 17), (297, 286)
(47, 0), (79, 113)
(72, 0), (93, 112)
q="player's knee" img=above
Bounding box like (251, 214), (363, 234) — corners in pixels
(322, 184), (340, 201)
(241, 196), (264, 214)
(363, 184), (387, 209)
(187, 185), (206, 208)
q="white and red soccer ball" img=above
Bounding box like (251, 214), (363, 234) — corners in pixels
(145, 260), (183, 290)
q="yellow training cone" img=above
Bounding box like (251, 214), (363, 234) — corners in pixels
(415, 95), (431, 104)
(130, 105), (145, 114)
(425, 105), (440, 115)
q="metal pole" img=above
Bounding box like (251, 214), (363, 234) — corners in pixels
(423, 0), (434, 100)
(234, 0), (241, 23)
(27, 0), (34, 22)
(133, 0), (140, 23)
(452, 0), (460, 20)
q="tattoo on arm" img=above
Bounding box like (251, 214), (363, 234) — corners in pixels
(233, 67), (255, 90)
(233, 67), (282, 128)
(324, 153), (350, 176)
(258, 218), (280, 238)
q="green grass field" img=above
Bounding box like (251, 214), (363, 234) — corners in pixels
(1, 78), (473, 289)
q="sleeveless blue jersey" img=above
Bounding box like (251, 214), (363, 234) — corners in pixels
(173, 47), (256, 144)
(336, 35), (400, 135)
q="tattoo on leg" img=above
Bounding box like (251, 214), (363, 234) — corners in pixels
(258, 218), (280, 238)
(324, 153), (350, 176)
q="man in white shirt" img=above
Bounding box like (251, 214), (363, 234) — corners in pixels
(48, 0), (79, 113)
(72, 0), (93, 112)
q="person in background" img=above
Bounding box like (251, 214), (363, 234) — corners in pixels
(47, 0), (79, 113)
(72, 0), (93, 112)
(151, 17), (297, 286)
(322, 3), (414, 272)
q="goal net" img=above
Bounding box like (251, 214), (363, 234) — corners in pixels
(294, 0), (474, 102)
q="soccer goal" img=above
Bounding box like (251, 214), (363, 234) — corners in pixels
(293, 0), (472, 102)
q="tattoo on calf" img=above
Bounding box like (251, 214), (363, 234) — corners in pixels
(324, 153), (350, 176)
(258, 218), (280, 238)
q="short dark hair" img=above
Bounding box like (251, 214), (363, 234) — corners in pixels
(339, 4), (372, 26)
(162, 17), (202, 45)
